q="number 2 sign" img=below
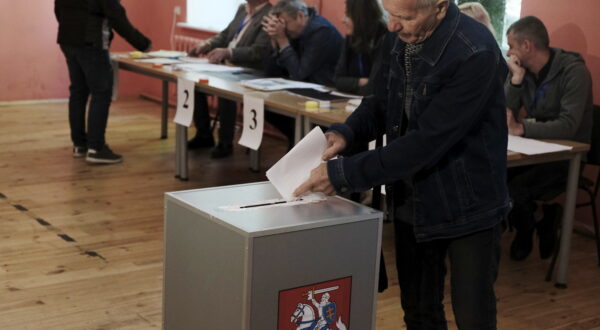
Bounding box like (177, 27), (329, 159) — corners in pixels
(174, 78), (195, 127)
(238, 94), (264, 150)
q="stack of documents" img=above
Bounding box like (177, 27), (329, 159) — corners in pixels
(242, 78), (326, 92)
(507, 135), (572, 155)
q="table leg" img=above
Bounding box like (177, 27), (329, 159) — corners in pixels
(303, 116), (312, 136)
(555, 152), (583, 288)
(175, 124), (181, 179)
(180, 126), (189, 181)
(294, 114), (303, 145)
(250, 148), (260, 173)
(161, 80), (169, 139)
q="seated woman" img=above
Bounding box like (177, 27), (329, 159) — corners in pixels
(333, 0), (387, 96)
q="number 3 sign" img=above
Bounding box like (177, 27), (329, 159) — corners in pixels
(174, 77), (195, 127)
(238, 94), (264, 150)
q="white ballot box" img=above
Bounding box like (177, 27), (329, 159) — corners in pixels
(163, 182), (383, 330)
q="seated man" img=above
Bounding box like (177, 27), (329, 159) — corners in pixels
(261, 0), (343, 149)
(188, 0), (271, 158)
(505, 16), (593, 260)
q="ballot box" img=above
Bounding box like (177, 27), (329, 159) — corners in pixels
(163, 182), (383, 330)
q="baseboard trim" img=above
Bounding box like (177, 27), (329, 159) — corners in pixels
(0, 98), (68, 107)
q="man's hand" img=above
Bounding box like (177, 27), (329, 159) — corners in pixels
(189, 40), (211, 57)
(207, 48), (231, 64)
(293, 163), (336, 197)
(262, 14), (289, 49)
(507, 55), (526, 85)
(506, 109), (525, 136)
(322, 131), (346, 160)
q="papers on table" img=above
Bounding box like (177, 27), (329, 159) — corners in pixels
(266, 126), (328, 200)
(507, 135), (573, 155)
(345, 98), (363, 112)
(242, 78), (327, 91)
(173, 63), (244, 73)
(147, 50), (187, 58)
(134, 58), (182, 65)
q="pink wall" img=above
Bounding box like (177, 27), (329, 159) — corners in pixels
(0, 1), (66, 101)
(6, 1), (597, 103)
(0, 0), (185, 102)
(522, 0), (600, 104)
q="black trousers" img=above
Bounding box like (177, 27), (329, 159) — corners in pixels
(60, 45), (113, 150)
(193, 93), (295, 149)
(394, 220), (504, 330)
(507, 161), (569, 231)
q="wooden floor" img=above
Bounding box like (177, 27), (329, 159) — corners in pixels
(1, 98), (599, 329)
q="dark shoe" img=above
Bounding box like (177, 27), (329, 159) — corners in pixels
(187, 135), (214, 149)
(211, 143), (233, 159)
(510, 226), (534, 261)
(86, 145), (123, 164)
(537, 203), (562, 259)
(73, 146), (87, 158)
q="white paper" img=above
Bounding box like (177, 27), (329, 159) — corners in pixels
(266, 126), (328, 199)
(238, 95), (264, 150)
(134, 58), (182, 65)
(147, 50), (187, 58)
(173, 78), (195, 127)
(507, 135), (573, 155)
(173, 63), (244, 72)
(180, 57), (209, 63)
(242, 78), (327, 91)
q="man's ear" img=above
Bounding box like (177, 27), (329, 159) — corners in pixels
(435, 0), (450, 20)
(522, 39), (533, 53)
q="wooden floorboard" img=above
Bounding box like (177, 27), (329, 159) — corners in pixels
(0, 98), (599, 329)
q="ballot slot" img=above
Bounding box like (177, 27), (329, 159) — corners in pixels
(219, 194), (327, 211)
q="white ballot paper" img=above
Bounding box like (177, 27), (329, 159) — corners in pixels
(507, 135), (572, 155)
(266, 126), (328, 200)
(238, 95), (264, 150)
(173, 78), (195, 127)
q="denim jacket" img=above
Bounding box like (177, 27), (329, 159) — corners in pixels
(327, 4), (511, 242)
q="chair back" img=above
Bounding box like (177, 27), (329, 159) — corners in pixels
(587, 105), (600, 165)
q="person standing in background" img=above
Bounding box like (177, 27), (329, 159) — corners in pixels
(55, 0), (152, 164)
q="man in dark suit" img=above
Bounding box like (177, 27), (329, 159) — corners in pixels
(188, 0), (271, 158)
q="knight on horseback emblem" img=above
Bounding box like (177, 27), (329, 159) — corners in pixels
(289, 286), (346, 330)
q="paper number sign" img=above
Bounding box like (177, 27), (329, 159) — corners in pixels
(174, 78), (195, 127)
(238, 95), (264, 150)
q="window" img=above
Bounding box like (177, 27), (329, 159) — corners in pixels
(186, 0), (245, 32)
(456, 0), (522, 50)
(502, 0), (523, 50)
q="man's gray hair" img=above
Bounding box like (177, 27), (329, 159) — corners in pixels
(416, 0), (442, 9)
(271, 0), (309, 18)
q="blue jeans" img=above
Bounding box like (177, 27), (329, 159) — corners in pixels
(60, 45), (113, 150)
(394, 219), (504, 330)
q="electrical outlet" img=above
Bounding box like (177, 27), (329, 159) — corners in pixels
(174, 5), (181, 16)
